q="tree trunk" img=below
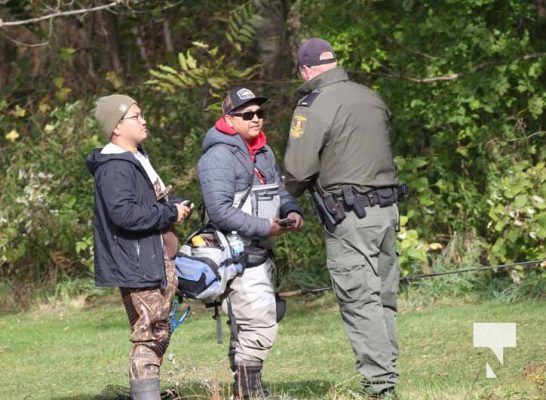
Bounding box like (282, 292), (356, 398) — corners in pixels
(95, 9), (124, 75)
(0, 37), (16, 92)
(536, 0), (546, 18)
(252, 0), (296, 80)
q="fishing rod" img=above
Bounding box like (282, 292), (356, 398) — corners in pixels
(277, 259), (546, 298)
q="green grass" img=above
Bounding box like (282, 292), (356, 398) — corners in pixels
(0, 290), (544, 400)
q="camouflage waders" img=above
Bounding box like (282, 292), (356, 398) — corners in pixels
(120, 255), (177, 388)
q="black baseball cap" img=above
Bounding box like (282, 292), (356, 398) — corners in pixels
(222, 87), (268, 115)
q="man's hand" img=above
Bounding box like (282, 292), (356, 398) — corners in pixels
(175, 201), (193, 223)
(269, 212), (304, 235)
(286, 212), (304, 231)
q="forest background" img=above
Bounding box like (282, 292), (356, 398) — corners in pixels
(0, 0), (545, 312)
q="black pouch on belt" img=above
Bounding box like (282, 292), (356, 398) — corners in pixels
(342, 186), (367, 218)
(244, 245), (268, 268)
(377, 188), (396, 207)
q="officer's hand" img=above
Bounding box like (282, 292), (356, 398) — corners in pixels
(286, 212), (304, 231)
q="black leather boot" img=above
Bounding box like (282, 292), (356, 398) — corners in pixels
(233, 364), (266, 399)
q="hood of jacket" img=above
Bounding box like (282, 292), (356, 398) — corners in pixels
(86, 144), (146, 176)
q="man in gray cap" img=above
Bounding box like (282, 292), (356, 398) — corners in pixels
(284, 38), (404, 398)
(86, 94), (193, 400)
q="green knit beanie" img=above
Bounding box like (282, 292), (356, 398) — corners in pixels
(94, 94), (137, 139)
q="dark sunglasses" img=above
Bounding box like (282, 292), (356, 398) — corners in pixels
(229, 109), (265, 121)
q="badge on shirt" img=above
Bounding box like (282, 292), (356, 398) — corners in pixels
(289, 114), (307, 139)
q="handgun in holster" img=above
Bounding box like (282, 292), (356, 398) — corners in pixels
(312, 191), (345, 233)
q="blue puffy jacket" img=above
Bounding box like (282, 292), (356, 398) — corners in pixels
(197, 121), (302, 238)
(86, 146), (178, 289)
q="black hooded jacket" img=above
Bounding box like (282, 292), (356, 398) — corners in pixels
(86, 146), (178, 288)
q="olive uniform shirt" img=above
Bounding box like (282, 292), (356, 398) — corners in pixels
(283, 67), (398, 197)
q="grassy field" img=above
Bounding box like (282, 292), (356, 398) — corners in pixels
(0, 290), (544, 400)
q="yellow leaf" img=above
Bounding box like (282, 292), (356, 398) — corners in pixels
(44, 124), (55, 133)
(5, 129), (20, 142)
(186, 52), (197, 69)
(428, 242), (443, 251)
(39, 101), (52, 114)
(105, 71), (123, 89)
(55, 87), (71, 101)
(9, 105), (26, 118)
(191, 41), (209, 49)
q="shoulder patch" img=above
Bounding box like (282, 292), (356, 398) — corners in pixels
(289, 114), (307, 139)
(299, 90), (320, 107)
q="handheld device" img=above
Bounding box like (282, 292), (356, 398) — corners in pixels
(277, 218), (295, 228)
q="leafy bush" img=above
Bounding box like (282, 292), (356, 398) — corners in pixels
(0, 101), (100, 310)
(295, 0), (546, 274)
(1, 0), (545, 311)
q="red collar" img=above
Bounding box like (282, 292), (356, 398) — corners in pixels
(215, 116), (267, 161)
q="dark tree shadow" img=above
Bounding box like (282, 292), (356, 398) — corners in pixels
(51, 378), (339, 399)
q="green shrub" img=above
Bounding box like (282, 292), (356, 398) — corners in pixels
(0, 101), (100, 310)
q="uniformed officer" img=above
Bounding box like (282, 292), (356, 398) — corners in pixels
(283, 38), (402, 398)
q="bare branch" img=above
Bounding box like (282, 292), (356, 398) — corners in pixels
(400, 72), (462, 83)
(508, 130), (545, 143)
(0, 1), (124, 28)
(369, 52), (546, 83)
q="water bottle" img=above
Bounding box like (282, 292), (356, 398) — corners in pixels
(226, 231), (244, 257)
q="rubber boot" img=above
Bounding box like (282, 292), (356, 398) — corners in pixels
(233, 364), (266, 399)
(130, 378), (161, 400)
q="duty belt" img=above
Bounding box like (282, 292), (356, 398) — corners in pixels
(337, 185), (408, 218)
(310, 184), (408, 232)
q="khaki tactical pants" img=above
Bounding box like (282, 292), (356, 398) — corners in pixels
(120, 255), (177, 381)
(223, 258), (278, 369)
(325, 204), (399, 393)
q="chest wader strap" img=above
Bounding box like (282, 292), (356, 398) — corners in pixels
(226, 296), (238, 343)
(206, 301), (225, 344)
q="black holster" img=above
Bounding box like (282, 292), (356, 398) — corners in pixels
(312, 191), (345, 232)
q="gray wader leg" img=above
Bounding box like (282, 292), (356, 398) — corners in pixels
(223, 259), (277, 399)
